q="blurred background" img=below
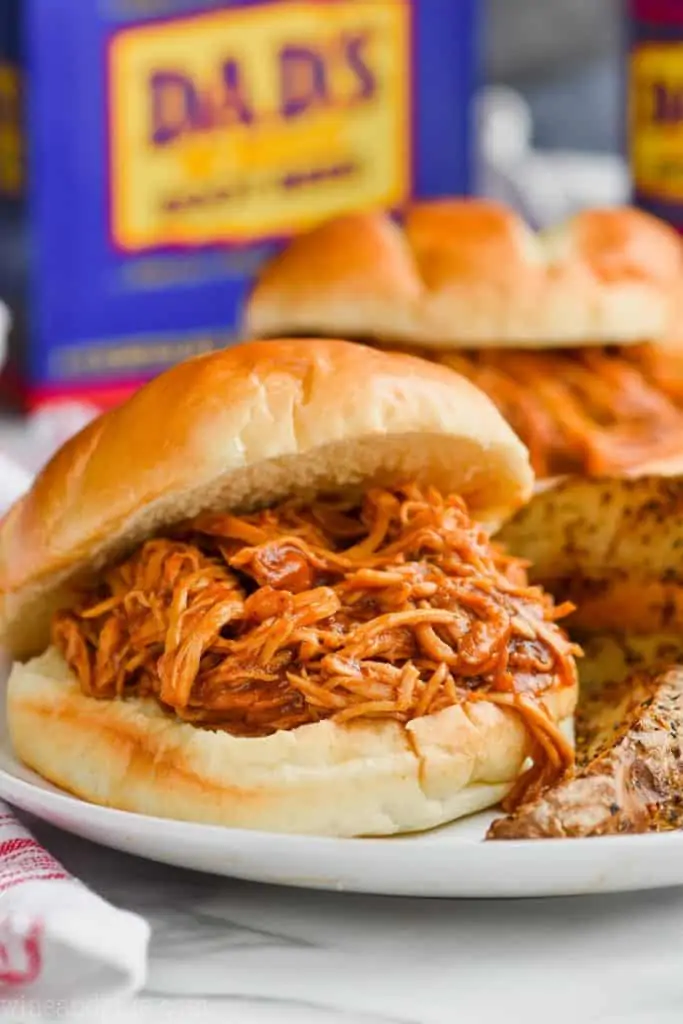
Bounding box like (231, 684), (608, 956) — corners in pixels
(482, 0), (626, 223)
(0, 0), (661, 481)
(488, 0), (619, 152)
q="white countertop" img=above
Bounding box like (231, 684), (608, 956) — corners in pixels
(10, 813), (682, 1024)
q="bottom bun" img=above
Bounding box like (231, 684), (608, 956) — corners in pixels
(7, 649), (576, 837)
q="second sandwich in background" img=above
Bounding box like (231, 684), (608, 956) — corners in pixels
(245, 200), (683, 478)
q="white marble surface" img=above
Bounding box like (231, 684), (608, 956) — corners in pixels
(1, 812), (678, 1024)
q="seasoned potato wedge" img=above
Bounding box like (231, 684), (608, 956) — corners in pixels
(497, 475), (683, 633)
(487, 632), (683, 839)
(491, 474), (683, 838)
(499, 474), (683, 581)
(578, 631), (683, 692)
(487, 666), (683, 839)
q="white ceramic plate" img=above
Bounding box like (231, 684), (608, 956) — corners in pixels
(1, 666), (683, 899)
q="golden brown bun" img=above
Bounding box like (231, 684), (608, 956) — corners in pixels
(0, 338), (533, 659)
(245, 201), (683, 348)
(7, 650), (576, 837)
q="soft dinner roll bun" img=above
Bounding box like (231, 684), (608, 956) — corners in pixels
(245, 201), (683, 348)
(0, 338), (532, 658)
(7, 649), (576, 836)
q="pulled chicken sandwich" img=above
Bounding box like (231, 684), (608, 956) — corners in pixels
(0, 339), (579, 837)
(245, 201), (683, 478)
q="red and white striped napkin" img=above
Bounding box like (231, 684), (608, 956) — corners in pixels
(0, 806), (150, 1012)
(0, 409), (151, 1014)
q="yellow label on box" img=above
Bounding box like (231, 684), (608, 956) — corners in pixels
(630, 41), (683, 202)
(0, 61), (22, 198)
(109, 1), (412, 251)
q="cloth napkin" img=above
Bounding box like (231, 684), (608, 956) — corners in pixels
(0, 806), (150, 1016)
(0, 438), (151, 1017)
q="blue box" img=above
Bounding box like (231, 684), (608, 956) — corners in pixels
(0, 0), (477, 412)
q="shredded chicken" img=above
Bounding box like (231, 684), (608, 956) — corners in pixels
(433, 344), (683, 478)
(52, 485), (579, 806)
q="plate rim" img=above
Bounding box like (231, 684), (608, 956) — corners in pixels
(2, 754), (683, 855)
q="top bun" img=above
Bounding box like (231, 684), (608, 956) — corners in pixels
(0, 338), (532, 658)
(245, 200), (683, 349)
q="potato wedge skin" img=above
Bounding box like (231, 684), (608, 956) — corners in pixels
(488, 633), (683, 840)
(497, 475), (683, 633)
(487, 666), (683, 840)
